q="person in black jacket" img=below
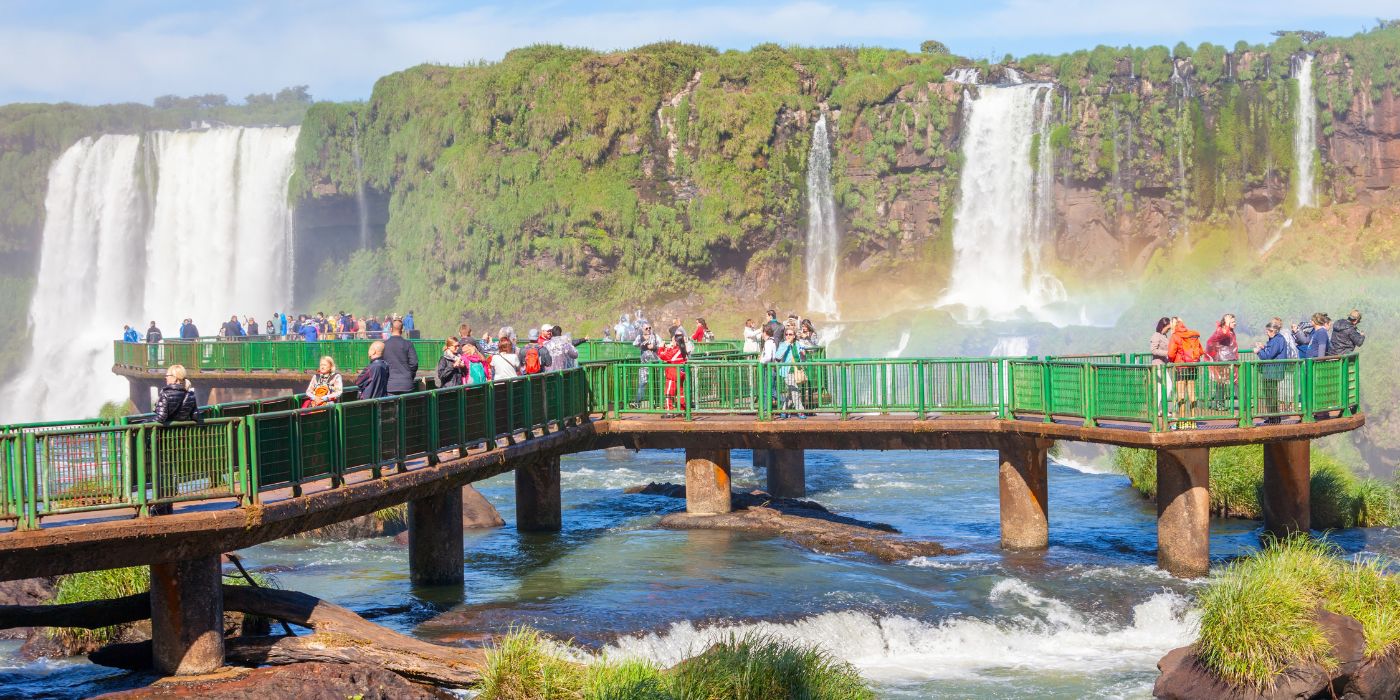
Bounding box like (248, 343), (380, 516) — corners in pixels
(154, 364), (200, 425)
(179, 318), (200, 339)
(355, 341), (391, 399)
(436, 337), (464, 387)
(382, 320), (418, 395)
(1328, 310), (1365, 356)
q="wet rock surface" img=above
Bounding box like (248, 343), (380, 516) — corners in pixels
(632, 482), (953, 562)
(91, 661), (454, 699)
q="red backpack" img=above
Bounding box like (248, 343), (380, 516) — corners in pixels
(1179, 334), (1205, 363)
(523, 345), (543, 374)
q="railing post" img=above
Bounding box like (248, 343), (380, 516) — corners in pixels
(915, 361), (926, 419)
(1237, 362), (1253, 428)
(246, 420), (263, 502)
(997, 359), (1009, 420)
(1301, 359), (1315, 423)
(839, 362), (849, 420)
(426, 390), (440, 466)
(684, 365), (694, 421)
(21, 432), (37, 529)
(1082, 364), (1095, 428)
(331, 405), (346, 487)
(1040, 362), (1052, 423)
(484, 381), (497, 449)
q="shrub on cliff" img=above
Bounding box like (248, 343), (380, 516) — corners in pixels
(1195, 536), (1400, 689)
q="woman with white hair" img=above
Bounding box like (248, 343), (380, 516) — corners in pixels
(154, 364), (199, 425)
(304, 356), (344, 407)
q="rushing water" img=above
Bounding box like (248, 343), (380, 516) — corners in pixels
(938, 84), (1069, 325)
(2, 127), (299, 421)
(8, 448), (1395, 699)
(806, 114), (840, 319)
(1293, 54), (1317, 209)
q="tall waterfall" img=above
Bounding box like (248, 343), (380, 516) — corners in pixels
(6, 126), (299, 421)
(805, 115), (840, 318)
(938, 84), (1066, 323)
(1293, 54), (1317, 208)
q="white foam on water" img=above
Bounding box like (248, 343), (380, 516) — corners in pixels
(593, 580), (1198, 683)
(1052, 454), (1117, 475)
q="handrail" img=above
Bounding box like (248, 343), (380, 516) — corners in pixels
(3, 351), (1360, 530)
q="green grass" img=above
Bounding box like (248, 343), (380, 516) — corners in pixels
(477, 627), (874, 700)
(1111, 446), (1399, 528)
(1196, 537), (1400, 689)
(372, 503), (408, 529)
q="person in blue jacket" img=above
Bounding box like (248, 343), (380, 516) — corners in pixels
(277, 312), (288, 337)
(1255, 318), (1289, 423)
(1299, 313), (1330, 358)
(403, 311), (415, 332)
(121, 325), (139, 343)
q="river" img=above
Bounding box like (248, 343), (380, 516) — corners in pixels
(3, 447), (1397, 699)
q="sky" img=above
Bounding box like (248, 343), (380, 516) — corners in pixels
(0, 0), (1395, 105)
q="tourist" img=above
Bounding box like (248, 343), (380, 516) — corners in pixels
(1328, 310), (1365, 356)
(1255, 319), (1289, 423)
(632, 322), (661, 407)
(121, 325), (139, 343)
(303, 356), (343, 408)
(1167, 318), (1204, 421)
(246, 316), (259, 337)
(277, 312), (288, 338)
(383, 319), (418, 395)
(614, 314), (631, 343)
(404, 311), (415, 333)
(355, 341), (390, 399)
(691, 317), (713, 343)
(146, 321), (162, 343)
(491, 336), (522, 379)
(658, 331), (688, 415)
(299, 318), (319, 342)
(1205, 314), (1239, 410)
(154, 364), (199, 425)
(457, 323), (482, 352)
(796, 321), (821, 411)
(764, 309), (782, 340)
(460, 338), (491, 384)
(543, 325), (580, 371)
(265, 319), (275, 336)
(1150, 317), (1172, 365)
(800, 318), (821, 347)
(776, 326), (808, 417)
(1299, 313), (1330, 358)
(742, 319), (761, 353)
(520, 329), (550, 375)
(436, 337), (464, 387)
(759, 324), (778, 410)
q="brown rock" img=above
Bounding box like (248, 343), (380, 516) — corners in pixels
(461, 485), (504, 529)
(1316, 607), (1366, 683)
(0, 577), (55, 640)
(1152, 645), (1332, 700)
(92, 661), (453, 699)
(1339, 648), (1400, 699)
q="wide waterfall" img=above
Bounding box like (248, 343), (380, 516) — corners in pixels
(805, 114), (840, 318)
(1293, 54), (1317, 208)
(5, 126), (299, 421)
(938, 83), (1066, 323)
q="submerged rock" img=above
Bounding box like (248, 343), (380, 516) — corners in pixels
(633, 482), (949, 561)
(91, 661), (453, 699)
(0, 576), (55, 640)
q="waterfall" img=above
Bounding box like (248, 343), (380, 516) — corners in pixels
(805, 115), (840, 318)
(938, 84), (1066, 323)
(1293, 54), (1317, 208)
(6, 126), (299, 421)
(991, 336), (1030, 357)
(946, 68), (980, 85)
(1171, 60), (1192, 242)
(351, 115), (370, 249)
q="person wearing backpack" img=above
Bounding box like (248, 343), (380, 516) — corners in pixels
(460, 339), (491, 385)
(520, 329), (550, 375)
(658, 332), (689, 416)
(1167, 318), (1204, 423)
(1299, 313), (1330, 358)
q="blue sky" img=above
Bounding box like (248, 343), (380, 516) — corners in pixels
(0, 0), (1393, 105)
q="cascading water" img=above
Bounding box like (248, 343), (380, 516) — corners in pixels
(938, 83), (1067, 323)
(805, 115), (840, 318)
(351, 115), (371, 249)
(1170, 61), (1192, 242)
(1293, 54), (1317, 208)
(6, 126), (299, 421)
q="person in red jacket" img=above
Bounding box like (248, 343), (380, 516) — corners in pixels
(1205, 314), (1239, 410)
(690, 317), (713, 344)
(658, 332), (689, 416)
(1167, 319), (1205, 423)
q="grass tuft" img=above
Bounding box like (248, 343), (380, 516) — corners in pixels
(478, 626), (584, 700)
(1196, 536), (1400, 689)
(373, 503), (408, 529)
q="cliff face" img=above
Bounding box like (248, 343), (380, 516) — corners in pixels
(289, 30), (1400, 329)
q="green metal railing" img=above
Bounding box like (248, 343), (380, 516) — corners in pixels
(4, 349), (1360, 529)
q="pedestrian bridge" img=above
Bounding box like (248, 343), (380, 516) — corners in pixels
(0, 340), (1364, 675)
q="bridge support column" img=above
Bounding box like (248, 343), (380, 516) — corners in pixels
(516, 456), (562, 533)
(998, 437), (1051, 550)
(752, 449), (772, 470)
(409, 487), (464, 586)
(128, 380), (153, 413)
(1263, 440), (1310, 538)
(150, 556), (224, 675)
(1157, 448), (1211, 578)
(685, 449), (731, 514)
(766, 449), (806, 499)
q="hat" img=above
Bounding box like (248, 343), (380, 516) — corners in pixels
(528, 329), (540, 341)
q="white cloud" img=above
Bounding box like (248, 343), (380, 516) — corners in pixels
(0, 0), (1391, 104)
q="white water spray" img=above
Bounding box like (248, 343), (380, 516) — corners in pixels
(7, 126), (299, 421)
(938, 84), (1066, 323)
(1293, 54), (1317, 208)
(805, 115), (840, 318)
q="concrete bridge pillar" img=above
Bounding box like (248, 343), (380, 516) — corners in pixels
(1156, 448), (1211, 578)
(766, 449), (806, 499)
(408, 487), (465, 586)
(516, 456), (562, 532)
(1263, 440), (1310, 538)
(752, 449), (772, 470)
(150, 555), (224, 675)
(128, 380), (154, 413)
(998, 437), (1052, 550)
(685, 449), (732, 514)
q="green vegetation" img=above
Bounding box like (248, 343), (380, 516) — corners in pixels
(477, 626), (873, 700)
(1196, 537), (1400, 689)
(372, 503), (408, 529)
(1112, 445), (1399, 527)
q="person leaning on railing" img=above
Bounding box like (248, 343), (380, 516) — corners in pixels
(355, 341), (390, 399)
(303, 356), (344, 408)
(1255, 319), (1288, 424)
(776, 326), (808, 418)
(154, 364), (200, 425)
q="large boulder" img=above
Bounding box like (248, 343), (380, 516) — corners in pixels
(1339, 649), (1400, 699)
(92, 661), (452, 699)
(0, 577), (55, 640)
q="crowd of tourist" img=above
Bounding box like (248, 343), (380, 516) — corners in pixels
(125, 310), (421, 344)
